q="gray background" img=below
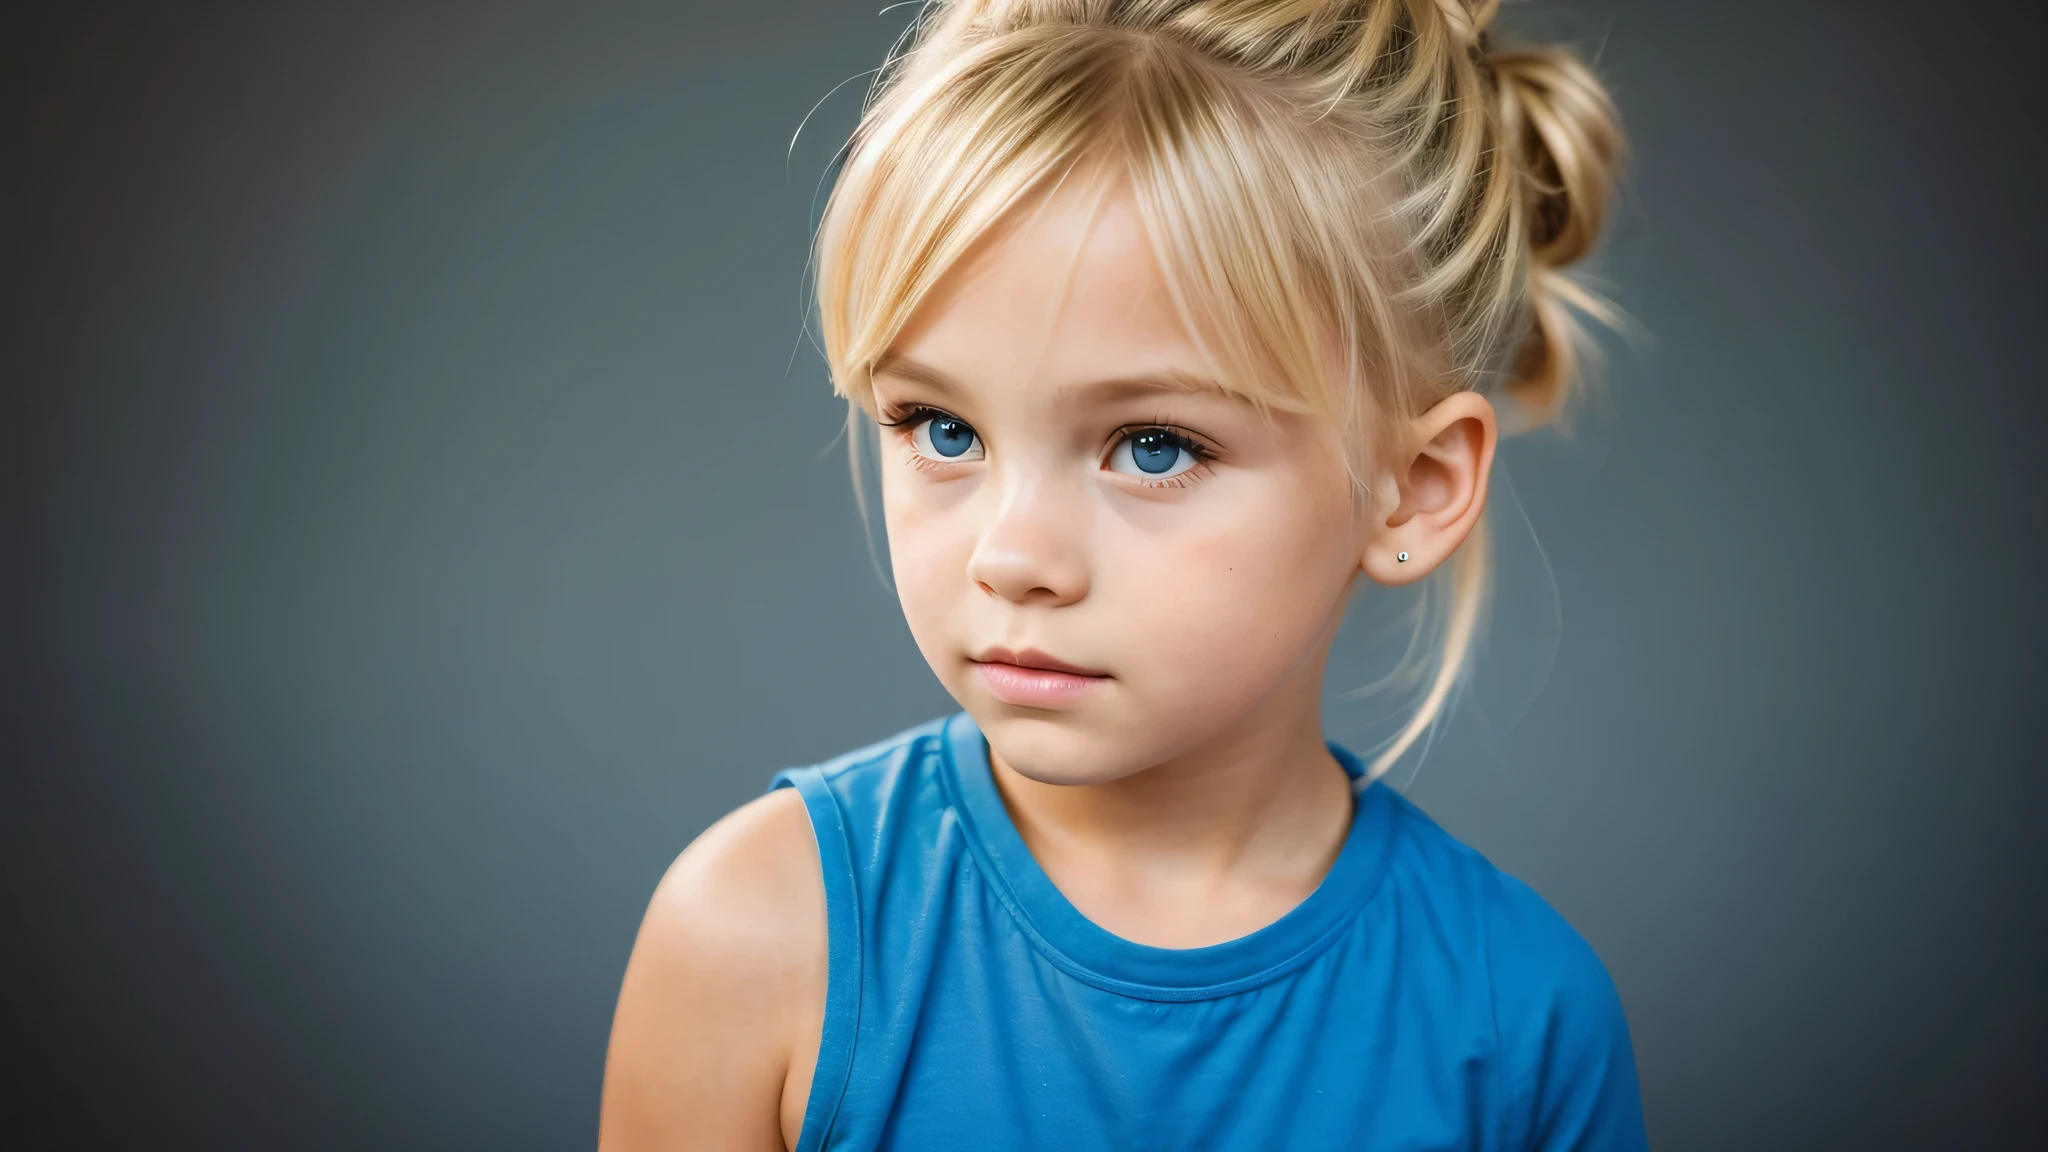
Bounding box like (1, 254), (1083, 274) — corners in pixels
(6, 1), (2043, 1147)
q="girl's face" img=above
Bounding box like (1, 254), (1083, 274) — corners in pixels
(873, 173), (1367, 786)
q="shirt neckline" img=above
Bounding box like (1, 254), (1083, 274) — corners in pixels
(935, 710), (1399, 1000)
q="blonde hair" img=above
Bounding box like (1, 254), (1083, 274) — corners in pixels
(811, 0), (1625, 782)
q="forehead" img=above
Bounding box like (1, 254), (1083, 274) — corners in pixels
(880, 168), (1217, 397)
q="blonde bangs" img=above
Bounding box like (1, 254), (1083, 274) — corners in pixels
(816, 22), (1424, 483)
(815, 24), (1133, 416)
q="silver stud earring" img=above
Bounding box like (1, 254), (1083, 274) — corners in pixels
(1396, 551), (1409, 563)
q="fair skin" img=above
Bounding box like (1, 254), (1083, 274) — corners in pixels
(596, 165), (1496, 1151)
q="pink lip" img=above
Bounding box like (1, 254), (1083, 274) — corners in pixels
(971, 647), (1109, 708)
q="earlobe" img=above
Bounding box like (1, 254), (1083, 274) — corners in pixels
(1359, 391), (1497, 587)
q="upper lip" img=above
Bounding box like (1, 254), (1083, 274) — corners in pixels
(971, 646), (1109, 677)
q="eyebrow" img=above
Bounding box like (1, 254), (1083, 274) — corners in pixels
(870, 354), (1231, 404)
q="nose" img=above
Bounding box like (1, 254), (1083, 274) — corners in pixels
(965, 465), (1090, 607)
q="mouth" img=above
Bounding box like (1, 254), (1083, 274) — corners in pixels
(969, 646), (1110, 708)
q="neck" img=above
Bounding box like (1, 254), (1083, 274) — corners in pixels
(985, 660), (1357, 947)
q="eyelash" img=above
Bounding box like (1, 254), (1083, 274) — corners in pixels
(879, 405), (1216, 488)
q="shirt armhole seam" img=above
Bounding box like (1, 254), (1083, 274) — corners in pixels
(772, 768), (863, 1152)
(1482, 886), (1528, 1151)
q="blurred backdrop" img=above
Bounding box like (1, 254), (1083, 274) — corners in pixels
(5, 1), (2045, 1147)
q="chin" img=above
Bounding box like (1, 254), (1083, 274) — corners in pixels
(971, 703), (1176, 787)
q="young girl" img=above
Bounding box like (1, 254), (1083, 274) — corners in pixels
(599, 1), (1644, 1148)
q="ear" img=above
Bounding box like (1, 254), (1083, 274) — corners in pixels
(1360, 390), (1497, 586)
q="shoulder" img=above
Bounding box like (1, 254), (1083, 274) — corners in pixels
(1373, 788), (1618, 1000)
(598, 788), (824, 1151)
(1377, 790), (1649, 1150)
(599, 717), (959, 1150)
(642, 786), (825, 973)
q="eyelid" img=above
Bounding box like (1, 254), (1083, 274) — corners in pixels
(878, 402), (959, 429)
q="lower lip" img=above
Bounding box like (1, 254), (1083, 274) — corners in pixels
(972, 661), (1109, 708)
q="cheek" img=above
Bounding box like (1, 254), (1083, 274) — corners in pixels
(882, 483), (975, 641)
(1103, 483), (1355, 707)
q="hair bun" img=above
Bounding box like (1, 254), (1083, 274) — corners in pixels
(1490, 46), (1624, 270)
(1483, 42), (1625, 418)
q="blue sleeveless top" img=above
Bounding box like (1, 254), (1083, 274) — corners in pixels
(770, 713), (1648, 1151)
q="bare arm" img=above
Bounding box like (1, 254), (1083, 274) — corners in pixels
(597, 788), (827, 1152)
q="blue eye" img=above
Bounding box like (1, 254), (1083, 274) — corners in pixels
(1130, 431), (1180, 474)
(930, 418), (975, 457)
(1107, 428), (1200, 480)
(909, 413), (984, 461)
